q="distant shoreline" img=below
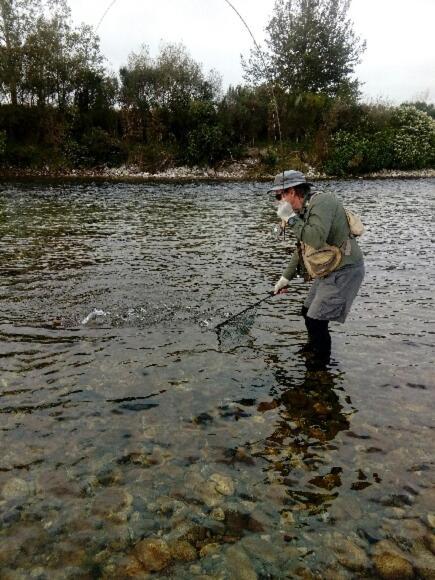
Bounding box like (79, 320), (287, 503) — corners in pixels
(1, 165), (434, 182)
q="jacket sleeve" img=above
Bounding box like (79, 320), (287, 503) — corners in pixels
(283, 248), (300, 281)
(291, 195), (336, 249)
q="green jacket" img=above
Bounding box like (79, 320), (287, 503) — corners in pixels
(283, 191), (364, 280)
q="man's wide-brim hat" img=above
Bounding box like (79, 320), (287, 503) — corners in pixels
(267, 170), (313, 193)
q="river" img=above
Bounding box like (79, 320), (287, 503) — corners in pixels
(0, 178), (434, 578)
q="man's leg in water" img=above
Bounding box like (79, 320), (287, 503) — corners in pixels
(304, 316), (331, 358)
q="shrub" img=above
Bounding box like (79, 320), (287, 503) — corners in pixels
(78, 128), (127, 167)
(2, 143), (43, 167)
(324, 104), (435, 174)
(390, 105), (435, 169)
(324, 130), (394, 175)
(127, 143), (176, 172)
(259, 146), (279, 169)
(185, 124), (228, 166)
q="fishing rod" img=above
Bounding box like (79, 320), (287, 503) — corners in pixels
(95, 0), (282, 143)
(221, 0), (282, 144)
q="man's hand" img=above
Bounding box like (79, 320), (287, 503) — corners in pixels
(277, 202), (295, 222)
(274, 276), (289, 294)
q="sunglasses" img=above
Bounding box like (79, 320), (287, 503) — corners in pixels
(275, 192), (284, 200)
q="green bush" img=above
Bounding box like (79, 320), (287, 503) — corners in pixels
(259, 146), (279, 169)
(2, 143), (43, 167)
(324, 130), (394, 175)
(324, 104), (435, 174)
(390, 105), (435, 169)
(127, 143), (176, 172)
(185, 124), (228, 166)
(78, 128), (127, 167)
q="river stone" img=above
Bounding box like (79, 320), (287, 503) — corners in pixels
(210, 473), (235, 496)
(373, 553), (414, 579)
(115, 555), (149, 578)
(211, 507), (225, 521)
(241, 536), (280, 563)
(280, 510), (295, 526)
(373, 540), (405, 557)
(426, 533), (435, 555)
(224, 545), (257, 580)
(170, 540), (197, 562)
(135, 538), (171, 572)
(330, 534), (370, 571)
(200, 481), (224, 507)
(413, 550), (435, 579)
(2, 477), (32, 500)
(91, 488), (133, 523)
(0, 537), (21, 566)
(156, 496), (185, 515)
(428, 514), (435, 529)
(322, 565), (352, 580)
(410, 541), (435, 579)
(293, 567), (321, 580)
(200, 543), (221, 558)
(396, 517), (429, 542)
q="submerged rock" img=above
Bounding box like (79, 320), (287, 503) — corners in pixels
(199, 543), (221, 558)
(210, 473), (235, 496)
(241, 536), (281, 564)
(91, 488), (133, 523)
(410, 540), (435, 579)
(372, 552), (414, 579)
(413, 551), (435, 579)
(134, 538), (171, 572)
(210, 507), (225, 522)
(425, 533), (435, 555)
(224, 509), (264, 535)
(114, 554), (149, 578)
(328, 533), (370, 572)
(225, 545), (258, 580)
(200, 481), (224, 507)
(2, 477), (33, 500)
(170, 539), (197, 562)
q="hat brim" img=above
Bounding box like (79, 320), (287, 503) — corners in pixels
(267, 181), (313, 193)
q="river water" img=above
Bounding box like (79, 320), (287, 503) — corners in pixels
(0, 179), (434, 578)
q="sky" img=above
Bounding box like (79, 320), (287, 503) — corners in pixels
(67, 0), (435, 104)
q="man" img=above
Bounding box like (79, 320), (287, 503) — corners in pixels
(269, 170), (365, 361)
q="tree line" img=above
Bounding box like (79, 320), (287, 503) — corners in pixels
(1, 0), (434, 175)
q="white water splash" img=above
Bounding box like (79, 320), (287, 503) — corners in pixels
(81, 309), (107, 325)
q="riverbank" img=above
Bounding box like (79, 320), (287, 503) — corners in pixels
(1, 162), (435, 181)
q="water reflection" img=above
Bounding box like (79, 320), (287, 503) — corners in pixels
(256, 361), (350, 514)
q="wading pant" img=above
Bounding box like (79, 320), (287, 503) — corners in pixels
(301, 261), (365, 358)
(304, 261), (365, 323)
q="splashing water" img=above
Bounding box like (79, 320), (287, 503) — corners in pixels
(81, 308), (108, 325)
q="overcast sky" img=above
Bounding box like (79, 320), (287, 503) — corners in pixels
(68, 0), (435, 104)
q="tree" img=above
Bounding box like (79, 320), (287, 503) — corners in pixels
(23, 17), (106, 109)
(120, 43), (221, 111)
(242, 0), (365, 99)
(219, 85), (271, 145)
(0, 0), (69, 104)
(119, 43), (222, 143)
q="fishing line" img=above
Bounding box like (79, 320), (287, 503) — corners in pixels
(95, 0), (282, 142)
(96, 0), (118, 31)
